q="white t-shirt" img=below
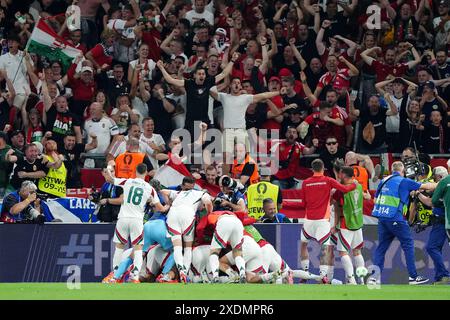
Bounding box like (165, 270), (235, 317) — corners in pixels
(168, 189), (211, 213)
(218, 93), (254, 129)
(111, 108), (141, 134)
(0, 51), (31, 95)
(114, 177), (159, 220)
(386, 94), (408, 133)
(109, 136), (154, 158)
(84, 117), (119, 154)
(129, 59), (156, 81)
(131, 96), (148, 127)
(140, 133), (166, 169)
(185, 9), (214, 26)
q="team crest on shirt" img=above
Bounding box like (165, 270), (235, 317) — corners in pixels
(102, 123), (105, 128)
(432, 105), (438, 110)
(33, 165), (37, 171)
(198, 89), (204, 94)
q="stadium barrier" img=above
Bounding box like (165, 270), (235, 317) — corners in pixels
(0, 223), (447, 284)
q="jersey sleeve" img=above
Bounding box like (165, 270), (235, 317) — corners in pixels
(113, 178), (127, 186)
(201, 192), (212, 203)
(149, 186), (161, 205)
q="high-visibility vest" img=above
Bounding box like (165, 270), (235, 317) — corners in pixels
(38, 154), (67, 198)
(115, 152), (146, 178)
(231, 154), (260, 185)
(352, 165), (369, 191)
(372, 174), (404, 219)
(247, 181), (279, 219)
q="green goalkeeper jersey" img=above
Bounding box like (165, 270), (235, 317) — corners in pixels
(339, 183), (364, 230)
(244, 225), (264, 243)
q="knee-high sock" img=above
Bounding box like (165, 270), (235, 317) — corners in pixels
(301, 259), (309, 271)
(327, 266), (334, 280)
(235, 256), (246, 276)
(209, 254), (220, 278)
(113, 248), (124, 270)
(319, 265), (329, 278)
(132, 250), (143, 276)
(173, 246), (184, 272)
(183, 247), (192, 273)
(292, 270), (321, 281)
(354, 254), (365, 269)
(114, 257), (133, 279)
(341, 254), (354, 278)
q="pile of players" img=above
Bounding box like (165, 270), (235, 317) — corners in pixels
(100, 160), (365, 285)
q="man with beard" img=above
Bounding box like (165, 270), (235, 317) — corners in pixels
(271, 127), (317, 189)
(361, 44), (421, 83)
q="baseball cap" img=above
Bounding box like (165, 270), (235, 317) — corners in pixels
(439, 0), (449, 6)
(215, 28), (227, 37)
(269, 76), (281, 84)
(279, 68), (293, 78)
(10, 129), (24, 138)
(81, 66), (93, 73)
(423, 80), (435, 90)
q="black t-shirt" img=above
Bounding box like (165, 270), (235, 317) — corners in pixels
(184, 77), (216, 126)
(280, 117), (302, 138)
(422, 124), (445, 154)
(147, 97), (175, 140)
(295, 34), (319, 63)
(304, 67), (325, 93)
(0, 99), (11, 131)
(59, 143), (85, 188)
(283, 94), (310, 118)
(360, 107), (388, 149)
(245, 103), (267, 130)
(10, 156), (49, 190)
(421, 99), (445, 125)
(46, 106), (81, 146)
(319, 146), (348, 176)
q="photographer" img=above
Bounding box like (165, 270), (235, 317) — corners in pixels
(213, 175), (246, 212)
(0, 181), (44, 223)
(414, 166), (449, 284)
(260, 198), (290, 223)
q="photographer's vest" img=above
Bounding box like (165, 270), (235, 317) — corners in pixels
(231, 154), (260, 185)
(115, 152), (145, 178)
(352, 165), (369, 192)
(372, 174), (405, 219)
(38, 155), (67, 198)
(247, 181), (279, 219)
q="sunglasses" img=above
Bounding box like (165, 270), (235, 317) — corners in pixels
(326, 141), (337, 145)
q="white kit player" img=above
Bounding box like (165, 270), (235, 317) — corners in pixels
(103, 163), (169, 283)
(160, 176), (213, 283)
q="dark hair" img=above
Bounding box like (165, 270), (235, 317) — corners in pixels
(206, 165), (217, 172)
(311, 159), (324, 172)
(333, 159), (345, 173)
(319, 101), (332, 110)
(263, 198), (274, 206)
(182, 176), (196, 185)
(341, 166), (355, 179)
(136, 163), (148, 175)
(178, 18), (190, 30)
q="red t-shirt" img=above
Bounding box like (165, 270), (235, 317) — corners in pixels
(300, 173), (356, 220)
(262, 95), (284, 130)
(272, 140), (304, 180)
(88, 44), (113, 68)
(304, 112), (335, 148)
(317, 68), (351, 91)
(142, 29), (162, 62)
(371, 60), (409, 83)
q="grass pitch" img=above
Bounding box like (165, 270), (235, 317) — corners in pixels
(0, 283), (449, 300)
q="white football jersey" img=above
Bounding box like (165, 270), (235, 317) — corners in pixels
(114, 178), (160, 220)
(168, 189), (211, 212)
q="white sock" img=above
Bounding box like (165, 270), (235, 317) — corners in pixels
(319, 265), (329, 278)
(354, 254), (365, 269)
(301, 259), (309, 271)
(341, 254), (354, 279)
(261, 272), (275, 283)
(209, 254), (220, 278)
(327, 266), (334, 280)
(292, 269), (320, 281)
(133, 250), (143, 276)
(235, 256), (246, 276)
(224, 268), (238, 277)
(183, 247), (192, 273)
(173, 246), (184, 272)
(112, 248), (124, 270)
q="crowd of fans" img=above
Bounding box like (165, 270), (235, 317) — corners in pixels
(0, 0), (448, 204)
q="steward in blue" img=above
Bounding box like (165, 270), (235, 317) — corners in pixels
(370, 161), (435, 285)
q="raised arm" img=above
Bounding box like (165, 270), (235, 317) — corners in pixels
(338, 55), (359, 77)
(375, 77), (395, 95)
(266, 28), (278, 59)
(273, 3), (288, 23)
(313, 4), (321, 34)
(259, 36), (269, 75)
(156, 60), (185, 87)
(384, 93), (399, 116)
(303, 0), (316, 15)
(215, 52), (240, 84)
(406, 43), (422, 69)
(360, 47), (380, 66)
(300, 71), (318, 106)
(23, 51), (39, 88)
(160, 29), (177, 55)
(334, 35), (358, 58)
(252, 87), (286, 104)
(289, 38), (307, 70)
(316, 20), (331, 56)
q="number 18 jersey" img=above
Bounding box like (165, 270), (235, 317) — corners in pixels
(114, 177), (160, 220)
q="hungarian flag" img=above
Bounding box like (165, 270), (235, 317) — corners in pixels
(153, 154), (193, 188)
(27, 19), (82, 71)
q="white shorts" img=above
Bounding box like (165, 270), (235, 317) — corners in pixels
(192, 245), (211, 276)
(113, 217), (144, 245)
(166, 208), (196, 242)
(301, 219), (332, 246)
(143, 244), (172, 277)
(211, 215), (244, 250)
(261, 243), (284, 273)
(337, 228), (364, 253)
(222, 128), (249, 155)
(225, 235), (264, 274)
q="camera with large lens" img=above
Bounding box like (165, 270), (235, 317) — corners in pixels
(89, 188), (102, 203)
(220, 176), (238, 189)
(213, 194), (230, 207)
(403, 157), (421, 179)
